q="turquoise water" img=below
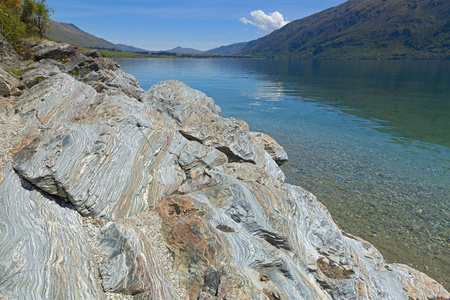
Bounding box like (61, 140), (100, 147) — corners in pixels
(116, 58), (450, 288)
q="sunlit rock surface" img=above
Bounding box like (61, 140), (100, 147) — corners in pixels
(158, 162), (449, 299)
(0, 165), (106, 299)
(98, 222), (172, 298)
(142, 80), (286, 182)
(0, 37), (448, 299)
(13, 74), (185, 220)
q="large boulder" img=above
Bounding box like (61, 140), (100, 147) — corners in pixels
(157, 162), (450, 300)
(0, 165), (106, 299)
(32, 41), (77, 61)
(13, 74), (186, 220)
(142, 80), (287, 181)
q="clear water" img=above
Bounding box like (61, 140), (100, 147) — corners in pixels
(116, 58), (450, 289)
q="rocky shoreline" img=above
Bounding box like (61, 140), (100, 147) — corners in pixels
(0, 35), (448, 299)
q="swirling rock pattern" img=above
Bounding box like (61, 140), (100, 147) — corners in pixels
(157, 162), (450, 299)
(98, 222), (172, 298)
(142, 80), (286, 182)
(0, 37), (448, 299)
(13, 75), (186, 220)
(0, 165), (106, 299)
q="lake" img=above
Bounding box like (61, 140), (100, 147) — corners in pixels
(116, 58), (450, 289)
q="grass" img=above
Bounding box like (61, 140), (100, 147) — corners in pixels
(7, 67), (23, 77)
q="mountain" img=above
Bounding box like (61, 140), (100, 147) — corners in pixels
(166, 46), (204, 54)
(238, 0), (450, 59)
(116, 44), (151, 53)
(49, 21), (122, 50)
(205, 42), (248, 55)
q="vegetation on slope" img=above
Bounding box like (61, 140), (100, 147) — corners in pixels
(239, 0), (450, 59)
(0, 0), (52, 55)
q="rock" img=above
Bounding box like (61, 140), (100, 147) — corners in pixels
(142, 80), (286, 182)
(157, 162), (450, 299)
(22, 62), (62, 88)
(34, 58), (67, 72)
(0, 165), (106, 299)
(250, 132), (288, 166)
(0, 75), (10, 96)
(82, 67), (144, 100)
(178, 140), (228, 172)
(33, 41), (77, 61)
(13, 74), (185, 219)
(0, 34), (21, 67)
(98, 223), (173, 298)
(0, 64), (20, 95)
(65, 52), (97, 74)
(81, 49), (101, 58)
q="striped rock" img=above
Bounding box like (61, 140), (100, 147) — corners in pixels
(13, 74), (186, 220)
(0, 164), (105, 299)
(157, 162), (449, 300)
(98, 222), (172, 298)
(142, 80), (286, 182)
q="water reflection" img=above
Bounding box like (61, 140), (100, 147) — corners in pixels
(233, 59), (450, 148)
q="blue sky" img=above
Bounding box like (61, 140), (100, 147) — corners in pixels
(46, 0), (346, 51)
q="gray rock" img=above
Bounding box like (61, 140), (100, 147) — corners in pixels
(34, 58), (67, 72)
(33, 41), (76, 61)
(22, 62), (62, 88)
(0, 75), (10, 96)
(157, 162), (450, 299)
(178, 140), (228, 172)
(81, 50), (101, 58)
(82, 68), (144, 100)
(98, 223), (173, 298)
(0, 33), (20, 67)
(142, 80), (286, 182)
(13, 75), (185, 219)
(0, 165), (106, 299)
(250, 132), (288, 166)
(0, 64), (20, 95)
(65, 52), (96, 74)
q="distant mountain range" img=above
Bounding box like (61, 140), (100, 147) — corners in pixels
(238, 0), (450, 59)
(49, 21), (246, 55)
(116, 44), (150, 53)
(49, 0), (449, 59)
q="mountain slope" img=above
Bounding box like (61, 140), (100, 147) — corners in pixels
(239, 0), (450, 59)
(205, 42), (248, 55)
(49, 21), (122, 50)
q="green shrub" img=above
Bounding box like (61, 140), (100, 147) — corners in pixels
(0, 4), (26, 51)
(99, 51), (113, 58)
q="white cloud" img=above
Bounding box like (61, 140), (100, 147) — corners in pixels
(240, 10), (289, 32)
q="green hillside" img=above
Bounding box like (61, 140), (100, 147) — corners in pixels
(49, 21), (122, 50)
(238, 0), (450, 59)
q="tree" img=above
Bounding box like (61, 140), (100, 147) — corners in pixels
(20, 0), (35, 25)
(34, 0), (53, 38)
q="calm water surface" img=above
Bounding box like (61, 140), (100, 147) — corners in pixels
(117, 58), (450, 289)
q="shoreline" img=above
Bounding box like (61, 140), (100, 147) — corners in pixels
(0, 38), (448, 299)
